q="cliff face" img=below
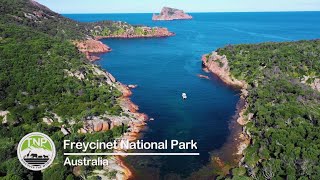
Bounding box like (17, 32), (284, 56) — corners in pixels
(152, 7), (193, 21)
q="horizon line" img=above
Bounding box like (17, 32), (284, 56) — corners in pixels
(61, 10), (320, 14)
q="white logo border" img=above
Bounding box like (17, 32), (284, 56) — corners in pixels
(17, 132), (56, 171)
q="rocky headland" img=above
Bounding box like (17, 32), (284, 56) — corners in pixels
(74, 39), (111, 61)
(202, 52), (246, 88)
(152, 7), (193, 21)
(76, 22), (174, 61)
(94, 26), (174, 39)
(202, 51), (252, 173)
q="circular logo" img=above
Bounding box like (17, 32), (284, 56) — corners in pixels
(17, 132), (56, 171)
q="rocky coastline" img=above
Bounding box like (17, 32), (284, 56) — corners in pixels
(95, 27), (174, 40)
(75, 27), (174, 62)
(72, 23), (174, 179)
(72, 44), (149, 179)
(202, 51), (252, 173)
(74, 39), (111, 61)
(152, 7), (193, 21)
(88, 65), (147, 179)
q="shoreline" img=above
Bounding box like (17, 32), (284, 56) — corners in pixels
(95, 27), (175, 40)
(95, 33), (175, 40)
(78, 41), (151, 180)
(79, 47), (250, 179)
(111, 77), (148, 180)
(83, 31), (174, 179)
(201, 52), (251, 175)
(74, 32), (174, 62)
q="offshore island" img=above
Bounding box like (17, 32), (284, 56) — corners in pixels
(152, 7), (193, 21)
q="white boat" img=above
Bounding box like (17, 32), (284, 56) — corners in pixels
(182, 93), (187, 100)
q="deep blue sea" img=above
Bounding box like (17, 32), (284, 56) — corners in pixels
(65, 12), (320, 179)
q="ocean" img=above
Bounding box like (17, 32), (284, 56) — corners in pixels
(65, 12), (320, 179)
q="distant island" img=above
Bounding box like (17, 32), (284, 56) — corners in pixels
(152, 7), (193, 21)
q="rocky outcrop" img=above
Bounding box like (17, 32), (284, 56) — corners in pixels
(128, 84), (138, 89)
(153, 7), (193, 21)
(75, 28), (173, 62)
(0, 111), (9, 124)
(94, 27), (174, 39)
(71, 65), (147, 179)
(301, 76), (320, 92)
(74, 39), (111, 61)
(202, 51), (250, 124)
(202, 52), (246, 88)
(197, 74), (210, 80)
(313, 78), (320, 92)
(84, 118), (113, 132)
(42, 117), (53, 125)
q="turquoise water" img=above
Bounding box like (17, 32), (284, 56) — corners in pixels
(65, 12), (320, 178)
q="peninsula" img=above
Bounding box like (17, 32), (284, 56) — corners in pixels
(152, 7), (193, 21)
(202, 40), (320, 179)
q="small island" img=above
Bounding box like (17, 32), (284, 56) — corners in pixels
(152, 7), (193, 21)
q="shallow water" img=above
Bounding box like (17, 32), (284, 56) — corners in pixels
(65, 12), (320, 178)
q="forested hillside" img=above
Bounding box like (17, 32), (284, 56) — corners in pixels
(0, 21), (128, 180)
(0, 0), (171, 40)
(216, 40), (320, 179)
(0, 0), (131, 179)
(0, 0), (89, 39)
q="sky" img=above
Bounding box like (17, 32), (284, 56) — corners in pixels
(36, 0), (320, 14)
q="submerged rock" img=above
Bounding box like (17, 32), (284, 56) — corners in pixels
(197, 74), (210, 80)
(128, 84), (138, 89)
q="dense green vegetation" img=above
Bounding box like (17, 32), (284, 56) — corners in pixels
(0, 22), (127, 179)
(0, 0), (89, 39)
(0, 24), (122, 122)
(0, 0), (160, 40)
(90, 21), (158, 37)
(216, 40), (320, 179)
(0, 0), (135, 179)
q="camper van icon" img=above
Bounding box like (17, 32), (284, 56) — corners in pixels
(17, 132), (56, 171)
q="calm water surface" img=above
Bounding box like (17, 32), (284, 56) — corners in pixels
(65, 12), (320, 179)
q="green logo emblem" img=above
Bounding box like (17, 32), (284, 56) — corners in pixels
(17, 132), (56, 171)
